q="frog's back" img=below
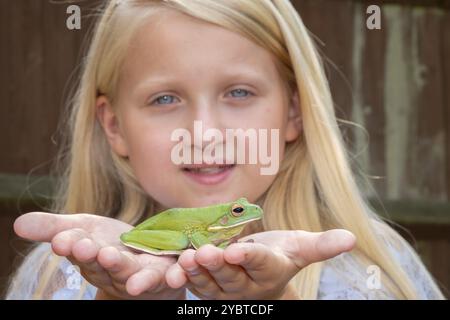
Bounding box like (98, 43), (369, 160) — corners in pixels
(134, 205), (228, 231)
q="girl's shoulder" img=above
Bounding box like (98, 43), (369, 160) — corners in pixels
(318, 220), (443, 300)
(6, 242), (97, 300)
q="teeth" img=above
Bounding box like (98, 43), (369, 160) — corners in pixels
(192, 167), (224, 174)
(186, 165), (233, 174)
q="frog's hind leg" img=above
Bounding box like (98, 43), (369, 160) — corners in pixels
(120, 230), (189, 253)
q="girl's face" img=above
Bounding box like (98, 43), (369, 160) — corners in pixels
(96, 10), (301, 209)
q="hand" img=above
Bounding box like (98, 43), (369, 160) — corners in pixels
(165, 229), (356, 299)
(14, 212), (186, 300)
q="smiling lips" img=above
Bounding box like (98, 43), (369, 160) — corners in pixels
(182, 164), (236, 185)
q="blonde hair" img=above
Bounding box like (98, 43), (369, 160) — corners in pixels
(8, 0), (444, 299)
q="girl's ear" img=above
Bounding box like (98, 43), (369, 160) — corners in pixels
(285, 89), (302, 142)
(95, 95), (129, 157)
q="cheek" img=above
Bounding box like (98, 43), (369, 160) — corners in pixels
(125, 131), (181, 206)
(129, 133), (173, 176)
(234, 105), (287, 201)
(121, 116), (176, 183)
(253, 96), (289, 131)
(251, 100), (288, 156)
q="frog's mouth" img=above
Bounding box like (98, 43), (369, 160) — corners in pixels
(208, 216), (261, 231)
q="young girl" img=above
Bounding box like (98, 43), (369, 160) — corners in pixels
(7, 0), (444, 300)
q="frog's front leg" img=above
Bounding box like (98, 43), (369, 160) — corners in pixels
(217, 240), (232, 249)
(190, 231), (214, 249)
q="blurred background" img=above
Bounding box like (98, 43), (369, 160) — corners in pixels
(0, 0), (449, 298)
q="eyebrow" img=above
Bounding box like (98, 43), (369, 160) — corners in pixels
(134, 66), (269, 92)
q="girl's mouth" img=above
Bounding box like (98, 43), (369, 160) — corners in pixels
(182, 164), (235, 185)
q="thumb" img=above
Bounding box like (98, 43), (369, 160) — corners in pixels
(14, 212), (88, 242)
(286, 229), (356, 269)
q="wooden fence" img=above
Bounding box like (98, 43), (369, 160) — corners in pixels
(0, 0), (449, 298)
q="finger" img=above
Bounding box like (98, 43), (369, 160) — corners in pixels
(285, 229), (356, 268)
(51, 228), (91, 257)
(195, 245), (250, 293)
(67, 256), (113, 288)
(69, 236), (109, 279)
(59, 236), (112, 286)
(72, 238), (100, 263)
(177, 248), (222, 299)
(166, 262), (189, 289)
(224, 241), (292, 282)
(126, 267), (166, 296)
(97, 247), (141, 283)
(14, 212), (91, 242)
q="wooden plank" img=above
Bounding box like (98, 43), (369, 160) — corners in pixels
(427, 240), (450, 297)
(382, 5), (415, 200)
(0, 0), (11, 166)
(377, 5), (447, 201)
(39, 0), (95, 177)
(0, 173), (54, 205)
(4, 1), (44, 174)
(355, 0), (450, 9)
(357, 1), (388, 198)
(41, 0), (84, 173)
(0, 0), (97, 176)
(373, 198), (450, 225)
(290, 1), (362, 190)
(406, 7), (447, 201)
(443, 10), (450, 201)
(415, 240), (450, 298)
(292, 0), (355, 122)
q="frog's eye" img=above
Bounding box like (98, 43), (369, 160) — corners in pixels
(231, 204), (245, 217)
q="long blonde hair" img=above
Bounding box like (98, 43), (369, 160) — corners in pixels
(8, 0), (443, 299)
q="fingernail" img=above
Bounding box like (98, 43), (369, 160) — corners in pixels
(238, 238), (254, 243)
(185, 266), (201, 275)
(203, 259), (218, 268)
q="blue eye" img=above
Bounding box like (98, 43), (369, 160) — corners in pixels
(229, 89), (252, 99)
(151, 95), (178, 105)
(149, 90), (252, 105)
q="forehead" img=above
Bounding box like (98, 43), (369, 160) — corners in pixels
(120, 9), (281, 83)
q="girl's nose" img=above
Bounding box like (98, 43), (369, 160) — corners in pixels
(186, 100), (225, 149)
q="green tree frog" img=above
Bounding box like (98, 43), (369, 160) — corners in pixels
(120, 198), (263, 255)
